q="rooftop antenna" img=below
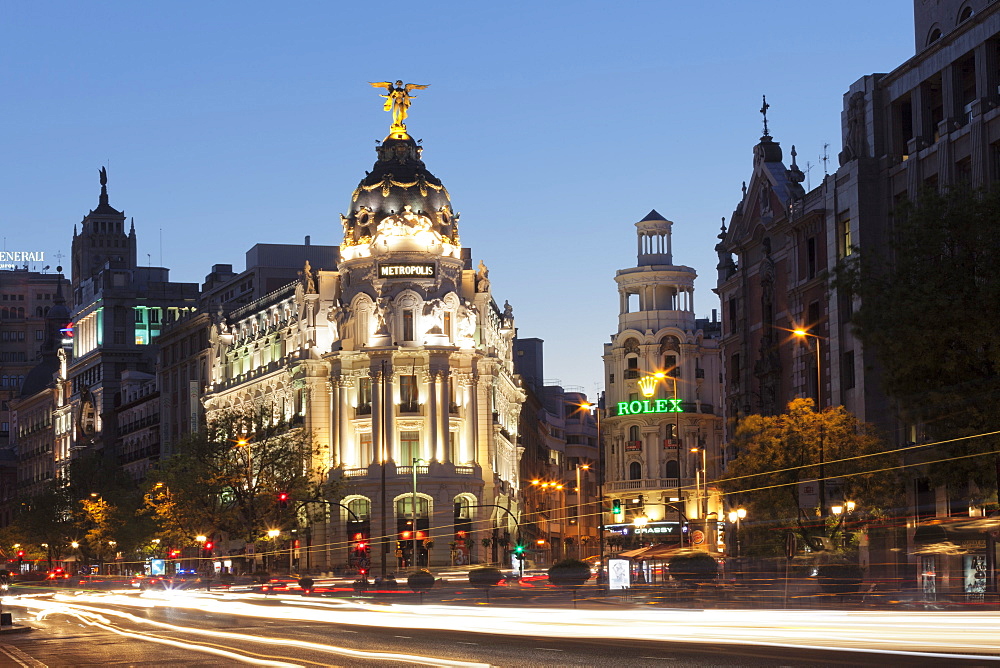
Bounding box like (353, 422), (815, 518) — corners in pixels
(821, 143), (830, 175)
(805, 161), (814, 190)
(159, 227), (163, 267)
(147, 253), (151, 266)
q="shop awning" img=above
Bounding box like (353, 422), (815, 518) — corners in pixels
(912, 520), (989, 555)
(616, 544), (683, 560)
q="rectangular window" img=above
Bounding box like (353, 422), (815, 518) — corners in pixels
(150, 309), (160, 324)
(807, 237), (817, 279)
(35, 330), (43, 341)
(135, 309), (144, 323)
(449, 431), (458, 463)
(360, 432), (373, 463)
(728, 297), (737, 334)
(357, 377), (372, 414)
(400, 374), (418, 411)
(842, 350), (856, 390)
(730, 354), (740, 387)
(839, 215), (852, 257)
(402, 309), (414, 341)
(399, 430), (420, 464)
(808, 301), (820, 330)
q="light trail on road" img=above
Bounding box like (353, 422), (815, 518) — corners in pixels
(8, 590), (1000, 662)
(10, 594), (490, 667)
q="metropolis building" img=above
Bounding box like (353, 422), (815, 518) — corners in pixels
(602, 211), (724, 555)
(203, 97), (524, 570)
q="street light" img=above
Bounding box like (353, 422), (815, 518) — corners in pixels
(792, 329), (823, 410)
(792, 328), (827, 516)
(575, 464), (590, 559)
(411, 457), (427, 569)
(727, 507), (746, 558)
(690, 446), (707, 520)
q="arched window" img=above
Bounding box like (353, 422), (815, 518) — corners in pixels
(397, 496), (429, 518)
(454, 495), (473, 520)
(927, 26), (942, 45)
(629, 462), (642, 480)
(665, 460), (680, 479)
(959, 5), (973, 22)
(628, 425), (640, 442)
(622, 337), (640, 356)
(348, 497), (371, 521)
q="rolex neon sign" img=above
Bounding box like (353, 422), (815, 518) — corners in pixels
(616, 399), (683, 416)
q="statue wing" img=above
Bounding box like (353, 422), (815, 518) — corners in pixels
(404, 83), (430, 91)
(369, 81), (394, 91)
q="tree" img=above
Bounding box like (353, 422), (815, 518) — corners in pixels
(836, 184), (1000, 499)
(719, 399), (903, 555)
(146, 404), (337, 551)
(13, 482), (75, 569)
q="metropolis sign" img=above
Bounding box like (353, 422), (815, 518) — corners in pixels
(378, 263), (436, 278)
(615, 399), (683, 415)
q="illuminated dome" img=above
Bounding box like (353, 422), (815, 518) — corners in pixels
(340, 136), (459, 249)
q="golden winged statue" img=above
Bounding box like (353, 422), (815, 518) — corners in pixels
(370, 80), (429, 132)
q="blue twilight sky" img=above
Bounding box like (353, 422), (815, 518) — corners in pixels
(1, 1), (914, 396)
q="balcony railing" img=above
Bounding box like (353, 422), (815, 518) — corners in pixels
(605, 477), (681, 493)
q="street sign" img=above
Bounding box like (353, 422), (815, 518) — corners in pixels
(785, 532), (797, 559)
(798, 480), (819, 509)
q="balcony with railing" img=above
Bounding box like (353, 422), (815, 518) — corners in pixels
(605, 477), (684, 493)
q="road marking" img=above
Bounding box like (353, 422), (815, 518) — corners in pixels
(456, 642), (478, 645)
(534, 648), (564, 652)
(0, 644), (48, 667)
(393, 635), (411, 639)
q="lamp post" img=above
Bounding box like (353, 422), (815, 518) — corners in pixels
(727, 507), (746, 558)
(581, 400), (606, 585)
(793, 328), (827, 516)
(411, 457), (426, 569)
(690, 446), (707, 520)
(575, 463), (590, 559)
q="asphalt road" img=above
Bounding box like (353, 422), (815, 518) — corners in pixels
(1, 587), (998, 667)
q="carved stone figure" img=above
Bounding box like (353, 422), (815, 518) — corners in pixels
(502, 300), (513, 323)
(457, 304), (477, 339)
(301, 260), (318, 294)
(475, 260), (490, 293)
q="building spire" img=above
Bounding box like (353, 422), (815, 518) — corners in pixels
(760, 95), (771, 138)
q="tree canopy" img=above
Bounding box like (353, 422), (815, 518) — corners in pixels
(719, 398), (903, 555)
(146, 404), (338, 548)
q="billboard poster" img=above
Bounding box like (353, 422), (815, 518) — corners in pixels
(608, 558), (630, 590)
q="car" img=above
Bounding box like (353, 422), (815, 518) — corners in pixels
(45, 568), (70, 580)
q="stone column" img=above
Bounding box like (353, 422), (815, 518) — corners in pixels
(441, 372), (453, 464)
(427, 370), (438, 462)
(372, 368), (382, 465)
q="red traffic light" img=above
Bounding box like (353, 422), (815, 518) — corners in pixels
(204, 542), (214, 550)
(277, 492), (289, 501)
(355, 542), (368, 551)
(16, 550), (24, 558)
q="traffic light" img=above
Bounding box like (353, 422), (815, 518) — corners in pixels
(16, 550), (24, 561)
(277, 492), (289, 509)
(203, 541), (214, 552)
(612, 499), (622, 516)
(514, 544), (525, 560)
